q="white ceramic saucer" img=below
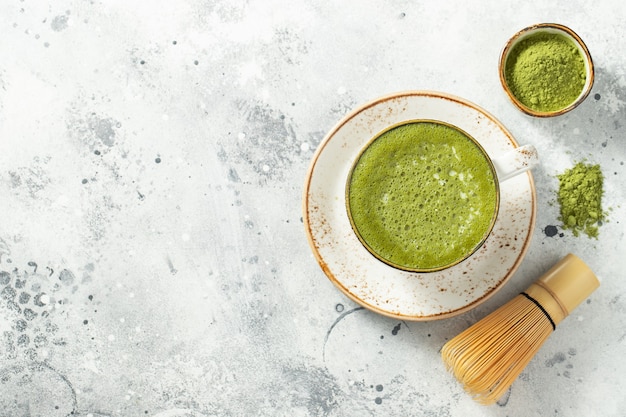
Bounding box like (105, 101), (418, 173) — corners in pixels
(303, 91), (536, 321)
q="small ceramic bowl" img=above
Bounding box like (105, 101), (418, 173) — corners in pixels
(499, 23), (594, 117)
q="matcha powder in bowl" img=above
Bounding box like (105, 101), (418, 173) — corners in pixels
(557, 162), (606, 238)
(500, 23), (594, 116)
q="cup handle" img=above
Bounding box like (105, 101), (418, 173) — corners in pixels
(492, 144), (539, 182)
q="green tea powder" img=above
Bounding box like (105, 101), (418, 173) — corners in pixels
(557, 162), (605, 238)
(505, 31), (587, 112)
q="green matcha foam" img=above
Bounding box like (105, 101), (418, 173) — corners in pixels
(347, 121), (498, 271)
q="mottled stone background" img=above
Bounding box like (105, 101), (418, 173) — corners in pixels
(1, 1), (625, 416)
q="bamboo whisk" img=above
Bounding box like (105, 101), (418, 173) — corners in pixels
(441, 254), (600, 405)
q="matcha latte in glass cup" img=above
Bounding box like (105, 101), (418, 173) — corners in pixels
(346, 120), (537, 273)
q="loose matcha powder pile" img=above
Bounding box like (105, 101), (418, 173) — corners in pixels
(557, 162), (606, 238)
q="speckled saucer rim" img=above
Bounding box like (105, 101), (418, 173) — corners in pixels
(302, 90), (537, 321)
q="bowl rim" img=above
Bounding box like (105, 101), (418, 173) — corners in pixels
(499, 23), (595, 117)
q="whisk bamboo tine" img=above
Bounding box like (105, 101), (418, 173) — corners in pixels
(441, 254), (599, 405)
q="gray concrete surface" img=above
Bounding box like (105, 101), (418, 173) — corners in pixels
(0, 1), (624, 416)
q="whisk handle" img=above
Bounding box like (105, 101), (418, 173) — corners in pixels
(524, 253), (600, 326)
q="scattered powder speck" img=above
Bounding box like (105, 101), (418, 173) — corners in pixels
(544, 225), (558, 237)
(556, 162), (606, 238)
(50, 15), (69, 32)
(545, 351), (567, 367)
